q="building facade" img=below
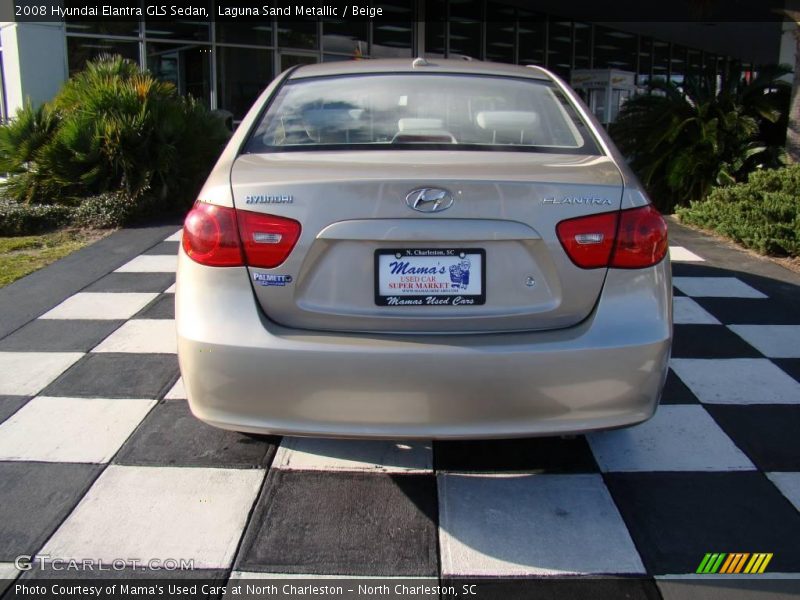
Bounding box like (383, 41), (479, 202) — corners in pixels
(0, 1), (791, 123)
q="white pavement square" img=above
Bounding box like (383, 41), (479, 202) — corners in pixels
(92, 320), (177, 354)
(669, 246), (705, 262)
(0, 396), (155, 463)
(273, 438), (433, 473)
(673, 297), (721, 325)
(672, 277), (767, 298)
(115, 255), (178, 273)
(0, 352), (83, 396)
(766, 473), (800, 511)
(40, 292), (158, 320)
(164, 283), (176, 293)
(587, 405), (754, 472)
(164, 230), (182, 242)
(728, 325), (800, 358)
(40, 465), (265, 569)
(0, 564), (18, 593)
(164, 377), (186, 400)
(670, 359), (800, 405)
(438, 473), (645, 576)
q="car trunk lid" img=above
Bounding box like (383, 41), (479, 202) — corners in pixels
(230, 150), (623, 333)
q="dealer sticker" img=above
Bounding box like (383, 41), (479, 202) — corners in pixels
(253, 273), (293, 287)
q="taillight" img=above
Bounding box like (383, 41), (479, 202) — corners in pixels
(182, 202), (243, 267)
(611, 204), (669, 268)
(236, 210), (301, 269)
(183, 202), (301, 268)
(557, 204), (668, 269)
(556, 211), (618, 269)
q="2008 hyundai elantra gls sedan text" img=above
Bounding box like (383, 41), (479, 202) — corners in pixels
(176, 58), (672, 439)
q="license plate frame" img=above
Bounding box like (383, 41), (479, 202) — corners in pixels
(374, 248), (486, 307)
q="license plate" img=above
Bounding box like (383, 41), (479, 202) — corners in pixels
(375, 248), (485, 306)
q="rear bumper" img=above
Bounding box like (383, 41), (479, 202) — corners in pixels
(176, 250), (672, 439)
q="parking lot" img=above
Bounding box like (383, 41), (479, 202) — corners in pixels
(0, 220), (798, 599)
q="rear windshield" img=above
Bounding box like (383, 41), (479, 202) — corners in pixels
(243, 73), (602, 155)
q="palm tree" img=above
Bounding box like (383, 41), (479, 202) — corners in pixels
(610, 66), (790, 211)
(782, 10), (800, 162)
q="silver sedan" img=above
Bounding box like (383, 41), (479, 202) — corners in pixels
(176, 58), (672, 439)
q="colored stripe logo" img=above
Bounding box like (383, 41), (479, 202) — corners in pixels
(696, 553), (773, 574)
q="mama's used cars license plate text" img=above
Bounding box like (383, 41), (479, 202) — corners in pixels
(375, 248), (485, 306)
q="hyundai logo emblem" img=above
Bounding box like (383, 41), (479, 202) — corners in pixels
(405, 188), (454, 213)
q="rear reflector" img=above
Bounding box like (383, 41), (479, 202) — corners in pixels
(183, 202), (301, 268)
(557, 204), (668, 269)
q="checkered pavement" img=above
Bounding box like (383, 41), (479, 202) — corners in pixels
(0, 232), (799, 598)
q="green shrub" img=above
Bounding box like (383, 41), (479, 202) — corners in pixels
(0, 55), (230, 211)
(71, 191), (140, 228)
(676, 165), (800, 257)
(610, 65), (790, 212)
(0, 200), (73, 236)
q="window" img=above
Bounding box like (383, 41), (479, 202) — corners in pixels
(517, 12), (545, 66)
(144, 5), (210, 42)
(652, 40), (670, 84)
(217, 47), (273, 120)
(66, 22), (140, 37)
(547, 21), (572, 79)
(216, 22), (272, 46)
(278, 20), (318, 49)
(687, 49), (703, 83)
(637, 37), (653, 86)
(323, 19), (368, 56)
(146, 42), (211, 106)
(573, 22), (591, 69)
(424, 0), (446, 58)
(245, 73), (600, 154)
(449, 0), (482, 59)
(593, 26), (637, 72)
(486, 4), (516, 64)
(372, 0), (414, 58)
(670, 45), (687, 87)
(67, 37), (140, 75)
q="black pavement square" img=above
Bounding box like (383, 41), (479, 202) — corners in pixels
(441, 577), (662, 600)
(670, 264), (735, 278)
(0, 319), (122, 352)
(0, 396), (30, 425)
(133, 294), (175, 320)
(42, 353), (179, 399)
(660, 370), (699, 405)
(605, 472), (800, 575)
(114, 400), (277, 468)
(143, 241), (180, 255)
(657, 578), (800, 600)
(693, 298), (800, 325)
(83, 272), (175, 293)
(0, 462), (101, 560)
(434, 437), (598, 473)
(706, 405), (800, 472)
(774, 359), (800, 384)
(671, 325), (761, 359)
(236, 471), (439, 576)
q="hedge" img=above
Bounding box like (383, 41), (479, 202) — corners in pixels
(676, 165), (800, 257)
